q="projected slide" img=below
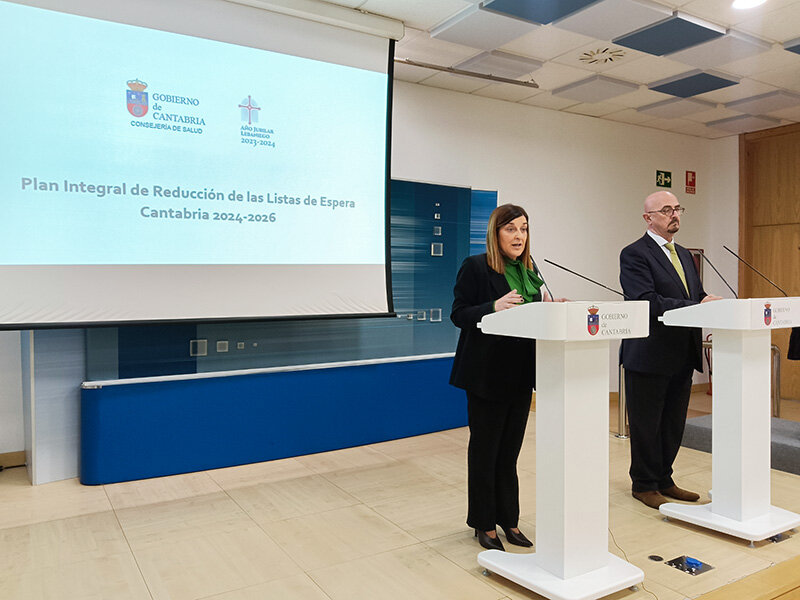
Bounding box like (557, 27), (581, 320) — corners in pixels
(0, 2), (386, 265)
(0, 0), (391, 325)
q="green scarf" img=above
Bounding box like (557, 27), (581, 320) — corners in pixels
(503, 259), (544, 303)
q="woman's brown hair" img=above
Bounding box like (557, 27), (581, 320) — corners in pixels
(486, 203), (532, 274)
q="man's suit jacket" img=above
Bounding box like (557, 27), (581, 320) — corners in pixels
(449, 253), (537, 399)
(620, 233), (707, 376)
(789, 327), (800, 360)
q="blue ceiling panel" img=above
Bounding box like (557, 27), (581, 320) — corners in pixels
(649, 70), (739, 98)
(785, 37), (800, 56)
(481, 0), (598, 25)
(613, 14), (725, 56)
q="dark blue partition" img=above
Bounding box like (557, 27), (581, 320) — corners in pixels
(81, 356), (464, 484)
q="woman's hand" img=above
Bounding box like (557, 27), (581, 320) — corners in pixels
(543, 291), (570, 303)
(494, 289), (524, 311)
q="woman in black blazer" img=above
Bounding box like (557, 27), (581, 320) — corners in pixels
(450, 203), (547, 551)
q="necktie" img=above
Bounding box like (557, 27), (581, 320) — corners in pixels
(664, 242), (689, 295)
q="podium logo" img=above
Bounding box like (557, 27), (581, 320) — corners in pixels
(764, 303), (772, 326)
(126, 79), (148, 118)
(587, 305), (600, 336)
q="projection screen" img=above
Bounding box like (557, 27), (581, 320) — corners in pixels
(0, 0), (395, 327)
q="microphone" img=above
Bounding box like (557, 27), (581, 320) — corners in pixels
(543, 258), (624, 298)
(699, 253), (738, 298)
(530, 256), (555, 301)
(723, 245), (788, 297)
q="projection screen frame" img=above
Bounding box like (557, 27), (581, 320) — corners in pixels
(0, 0), (396, 328)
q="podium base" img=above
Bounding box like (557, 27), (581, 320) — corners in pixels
(477, 551), (643, 600)
(660, 502), (800, 542)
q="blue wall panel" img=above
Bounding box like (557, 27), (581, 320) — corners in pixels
(81, 357), (465, 484)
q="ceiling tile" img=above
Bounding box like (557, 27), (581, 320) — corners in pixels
(562, 101), (626, 116)
(430, 3), (538, 50)
(553, 74), (639, 102)
(500, 24), (594, 61)
(392, 62), (440, 83)
(603, 107), (658, 124)
(418, 71), (492, 93)
(726, 90), (800, 113)
(751, 62), (800, 92)
(520, 92), (582, 109)
(667, 119), (733, 138)
(394, 33), (481, 66)
(683, 105), (746, 123)
(649, 69), (739, 97)
(641, 116), (701, 132)
(718, 45), (800, 78)
(766, 103), (800, 120)
(527, 61), (594, 90)
(707, 113), (782, 132)
(736, 3), (800, 43)
(456, 50), (543, 78)
(481, 0), (597, 25)
(613, 12), (726, 56)
(637, 97), (715, 117)
(667, 30), (772, 69)
(551, 41), (644, 73)
(679, 0), (798, 28)
(554, 0), (672, 41)
(603, 53), (695, 84)
(692, 77), (777, 102)
(612, 85), (673, 107)
(471, 82), (543, 101)
(359, 0), (474, 31)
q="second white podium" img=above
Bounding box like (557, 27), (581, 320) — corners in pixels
(478, 301), (648, 600)
(660, 298), (800, 542)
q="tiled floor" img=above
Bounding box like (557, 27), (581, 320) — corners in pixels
(1, 404), (799, 600)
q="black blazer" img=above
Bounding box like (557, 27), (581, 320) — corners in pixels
(449, 253), (538, 399)
(620, 234), (707, 376)
(789, 327), (800, 360)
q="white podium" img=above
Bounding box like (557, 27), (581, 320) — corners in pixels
(477, 301), (648, 600)
(660, 298), (800, 541)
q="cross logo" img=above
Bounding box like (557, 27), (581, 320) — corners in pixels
(239, 96), (261, 125)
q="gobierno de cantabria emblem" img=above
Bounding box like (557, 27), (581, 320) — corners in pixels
(764, 303), (772, 326)
(127, 79), (148, 117)
(588, 305), (600, 336)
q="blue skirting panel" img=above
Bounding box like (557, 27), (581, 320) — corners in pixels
(81, 357), (465, 484)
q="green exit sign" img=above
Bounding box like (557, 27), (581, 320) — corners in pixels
(656, 170), (672, 188)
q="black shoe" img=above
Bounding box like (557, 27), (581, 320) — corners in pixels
(501, 526), (533, 547)
(474, 529), (505, 551)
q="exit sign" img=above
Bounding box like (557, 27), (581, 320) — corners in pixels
(656, 170), (672, 188)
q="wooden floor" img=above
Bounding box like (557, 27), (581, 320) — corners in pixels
(1, 398), (799, 600)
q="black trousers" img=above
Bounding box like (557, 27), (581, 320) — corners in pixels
(466, 391), (531, 531)
(625, 368), (693, 493)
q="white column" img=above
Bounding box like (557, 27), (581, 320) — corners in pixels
(536, 339), (609, 579)
(712, 329), (771, 521)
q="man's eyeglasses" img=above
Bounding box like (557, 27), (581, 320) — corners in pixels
(646, 206), (686, 217)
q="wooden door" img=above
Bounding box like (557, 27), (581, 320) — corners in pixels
(741, 123), (800, 401)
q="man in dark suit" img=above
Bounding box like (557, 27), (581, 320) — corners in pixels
(620, 191), (721, 509)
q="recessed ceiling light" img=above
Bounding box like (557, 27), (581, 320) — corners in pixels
(732, 0), (767, 9)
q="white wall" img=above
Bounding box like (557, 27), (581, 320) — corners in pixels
(392, 81), (740, 388)
(0, 331), (23, 454)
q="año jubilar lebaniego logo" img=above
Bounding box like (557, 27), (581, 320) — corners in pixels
(127, 79), (148, 117)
